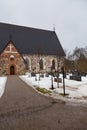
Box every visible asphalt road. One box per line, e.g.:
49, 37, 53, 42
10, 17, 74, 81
0, 76, 87, 130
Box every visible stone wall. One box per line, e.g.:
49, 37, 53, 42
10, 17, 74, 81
0, 42, 26, 75
23, 54, 64, 73
0, 41, 64, 75
0, 56, 26, 75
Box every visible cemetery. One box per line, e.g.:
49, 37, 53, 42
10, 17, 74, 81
19, 71, 87, 101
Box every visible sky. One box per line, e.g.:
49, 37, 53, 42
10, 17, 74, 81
0, 0, 87, 52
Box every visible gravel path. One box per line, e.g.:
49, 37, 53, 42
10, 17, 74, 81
0, 76, 87, 130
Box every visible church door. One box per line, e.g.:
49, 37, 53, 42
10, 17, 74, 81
10, 66, 15, 75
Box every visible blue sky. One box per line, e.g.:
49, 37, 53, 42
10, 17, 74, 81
0, 0, 87, 52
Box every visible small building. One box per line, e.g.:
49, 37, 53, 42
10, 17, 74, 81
0, 23, 65, 75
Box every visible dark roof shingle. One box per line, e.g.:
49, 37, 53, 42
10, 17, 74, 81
0, 22, 65, 56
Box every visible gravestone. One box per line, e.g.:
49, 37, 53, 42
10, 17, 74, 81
70, 71, 81, 81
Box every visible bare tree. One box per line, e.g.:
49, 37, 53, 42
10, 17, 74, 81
56, 50, 62, 88
65, 46, 87, 73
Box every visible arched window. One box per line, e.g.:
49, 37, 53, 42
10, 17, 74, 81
39, 59, 43, 70
25, 58, 29, 70
52, 59, 55, 69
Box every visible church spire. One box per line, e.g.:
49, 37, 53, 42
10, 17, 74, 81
53, 24, 55, 32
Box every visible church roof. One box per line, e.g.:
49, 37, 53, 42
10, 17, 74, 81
0, 22, 65, 56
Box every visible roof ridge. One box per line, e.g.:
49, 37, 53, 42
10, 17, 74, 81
0, 22, 53, 33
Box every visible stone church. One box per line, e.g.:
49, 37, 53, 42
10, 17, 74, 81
0, 23, 65, 75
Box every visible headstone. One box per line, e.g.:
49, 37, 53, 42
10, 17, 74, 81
54, 77, 62, 83
70, 71, 81, 81
31, 72, 36, 77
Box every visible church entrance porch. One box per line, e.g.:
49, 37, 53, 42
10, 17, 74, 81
0, 41, 26, 75
10, 65, 15, 75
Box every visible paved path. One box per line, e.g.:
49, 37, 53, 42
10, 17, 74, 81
0, 76, 87, 130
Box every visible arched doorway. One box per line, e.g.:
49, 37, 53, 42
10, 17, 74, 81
10, 65, 15, 75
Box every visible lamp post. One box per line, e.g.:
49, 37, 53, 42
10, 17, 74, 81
61, 67, 65, 95
51, 67, 54, 89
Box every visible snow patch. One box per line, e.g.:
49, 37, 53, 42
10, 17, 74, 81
0, 77, 7, 98
20, 74, 87, 103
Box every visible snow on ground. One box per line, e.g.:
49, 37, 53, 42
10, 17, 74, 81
20, 74, 87, 103
0, 76, 7, 98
